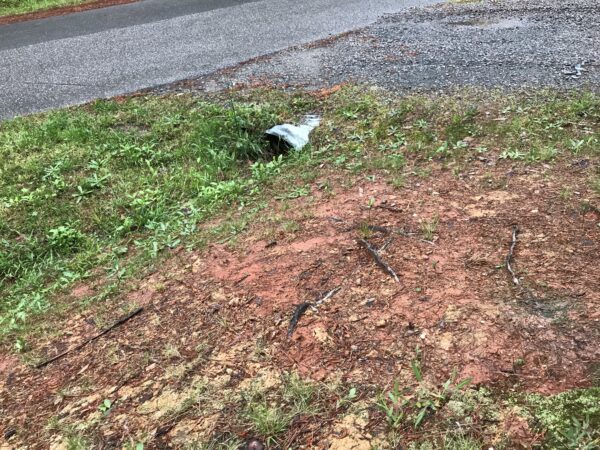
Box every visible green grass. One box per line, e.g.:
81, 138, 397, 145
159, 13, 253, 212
0, 94, 309, 343
240, 372, 322, 445
0, 0, 93, 17
526, 388, 600, 449
0, 87, 598, 350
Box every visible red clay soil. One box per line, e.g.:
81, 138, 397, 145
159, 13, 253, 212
1, 156, 599, 447
0, 0, 138, 25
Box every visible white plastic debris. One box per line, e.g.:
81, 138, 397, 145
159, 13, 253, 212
563, 63, 584, 79
265, 114, 321, 151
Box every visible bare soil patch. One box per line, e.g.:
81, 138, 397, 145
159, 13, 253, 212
2, 152, 598, 447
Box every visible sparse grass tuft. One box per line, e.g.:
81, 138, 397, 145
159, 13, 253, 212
240, 371, 322, 445
420, 216, 439, 241
244, 402, 290, 443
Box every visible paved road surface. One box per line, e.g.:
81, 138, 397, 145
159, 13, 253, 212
0, 0, 437, 120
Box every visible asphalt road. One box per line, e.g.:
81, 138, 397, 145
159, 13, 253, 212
0, 0, 438, 120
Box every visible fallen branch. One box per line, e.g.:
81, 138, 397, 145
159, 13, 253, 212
358, 238, 400, 283
287, 303, 312, 338
506, 226, 520, 285
35, 307, 144, 369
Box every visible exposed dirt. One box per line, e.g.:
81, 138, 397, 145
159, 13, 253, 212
0, 0, 138, 25
1, 153, 599, 447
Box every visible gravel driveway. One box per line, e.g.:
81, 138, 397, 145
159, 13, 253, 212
162, 0, 600, 93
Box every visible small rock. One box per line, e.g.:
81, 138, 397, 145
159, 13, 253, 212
375, 319, 387, 328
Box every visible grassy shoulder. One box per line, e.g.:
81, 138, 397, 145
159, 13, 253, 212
0, 0, 103, 18
1, 85, 599, 448
3, 86, 599, 345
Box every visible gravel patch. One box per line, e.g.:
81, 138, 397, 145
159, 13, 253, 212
155, 0, 600, 93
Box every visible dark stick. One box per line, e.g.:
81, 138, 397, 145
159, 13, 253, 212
358, 238, 400, 283
287, 287, 341, 338
377, 204, 403, 213
379, 236, 394, 253
506, 226, 520, 285
35, 307, 144, 369
287, 303, 312, 338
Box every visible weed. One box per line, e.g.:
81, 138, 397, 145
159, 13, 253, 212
390, 175, 406, 189
560, 187, 573, 201
420, 216, 439, 241
569, 139, 586, 154
526, 387, 600, 448
336, 387, 358, 409
240, 371, 321, 445
280, 220, 300, 233
499, 148, 526, 160
591, 176, 600, 196
275, 185, 310, 200
558, 416, 600, 450
0, 0, 91, 17
98, 398, 113, 416
445, 107, 477, 145
413, 371, 472, 428
282, 372, 317, 414
162, 343, 182, 360
376, 381, 409, 429
413, 167, 432, 178
46, 225, 85, 255
244, 403, 290, 444
123, 441, 145, 450
65, 434, 91, 450
357, 222, 373, 239
407, 432, 484, 449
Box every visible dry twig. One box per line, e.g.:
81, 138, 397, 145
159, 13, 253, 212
358, 238, 400, 283
35, 307, 144, 369
314, 286, 341, 308
506, 226, 520, 285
